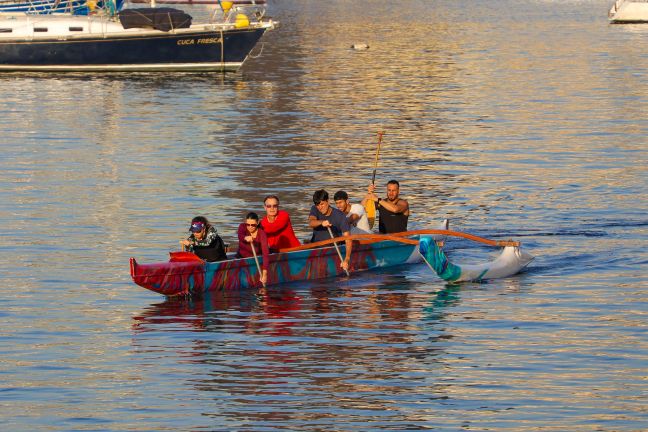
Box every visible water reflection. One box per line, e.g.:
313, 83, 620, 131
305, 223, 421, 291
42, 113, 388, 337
132, 274, 462, 427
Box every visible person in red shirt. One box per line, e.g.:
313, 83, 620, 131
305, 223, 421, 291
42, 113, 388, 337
236, 212, 270, 286
260, 195, 301, 252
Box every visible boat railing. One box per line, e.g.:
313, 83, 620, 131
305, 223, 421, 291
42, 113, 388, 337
609, 0, 624, 18
209, 0, 267, 25
5, 0, 120, 16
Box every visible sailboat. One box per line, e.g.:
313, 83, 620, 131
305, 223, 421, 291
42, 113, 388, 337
0, 0, 276, 71
609, 0, 648, 23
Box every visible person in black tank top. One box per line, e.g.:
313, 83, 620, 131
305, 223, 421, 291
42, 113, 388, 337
361, 179, 410, 234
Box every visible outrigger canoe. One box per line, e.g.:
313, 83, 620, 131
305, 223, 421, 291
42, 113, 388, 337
130, 232, 427, 297
130, 222, 534, 297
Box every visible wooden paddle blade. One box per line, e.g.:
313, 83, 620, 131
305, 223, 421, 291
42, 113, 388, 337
365, 200, 376, 229
169, 251, 203, 262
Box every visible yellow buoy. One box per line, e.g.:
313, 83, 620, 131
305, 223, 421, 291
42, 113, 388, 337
86, 0, 97, 12
221, 1, 233, 12
235, 13, 250, 28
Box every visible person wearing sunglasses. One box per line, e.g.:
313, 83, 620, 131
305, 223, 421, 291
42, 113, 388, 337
181, 216, 227, 262
236, 212, 270, 286
308, 189, 353, 272
260, 195, 301, 252
261, 195, 300, 252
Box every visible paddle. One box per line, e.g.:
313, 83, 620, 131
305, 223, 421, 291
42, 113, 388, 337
365, 131, 383, 229
250, 241, 266, 288
327, 226, 350, 277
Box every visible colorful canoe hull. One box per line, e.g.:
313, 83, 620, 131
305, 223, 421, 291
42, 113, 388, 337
130, 239, 422, 297
419, 237, 534, 282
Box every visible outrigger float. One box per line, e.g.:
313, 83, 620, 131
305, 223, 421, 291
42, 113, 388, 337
130, 223, 534, 297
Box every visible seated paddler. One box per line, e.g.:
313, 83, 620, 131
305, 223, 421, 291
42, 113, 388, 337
334, 190, 371, 234
181, 216, 227, 262
361, 179, 410, 234
308, 189, 353, 273
236, 212, 270, 287
260, 194, 301, 252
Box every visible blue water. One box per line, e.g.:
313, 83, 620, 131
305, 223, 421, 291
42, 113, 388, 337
1, 0, 646, 430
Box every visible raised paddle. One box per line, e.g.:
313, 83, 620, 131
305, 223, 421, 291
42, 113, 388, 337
250, 241, 266, 288
327, 226, 350, 277
365, 131, 383, 229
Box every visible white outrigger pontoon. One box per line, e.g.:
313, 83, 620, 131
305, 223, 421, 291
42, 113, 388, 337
417, 232, 534, 283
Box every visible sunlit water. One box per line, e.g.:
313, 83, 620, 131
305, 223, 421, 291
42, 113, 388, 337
1, 0, 646, 430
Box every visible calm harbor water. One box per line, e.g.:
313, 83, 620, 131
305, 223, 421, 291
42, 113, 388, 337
1, 0, 647, 430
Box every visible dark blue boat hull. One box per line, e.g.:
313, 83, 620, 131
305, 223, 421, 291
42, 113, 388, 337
0, 27, 267, 71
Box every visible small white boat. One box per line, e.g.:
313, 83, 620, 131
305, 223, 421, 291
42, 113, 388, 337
609, 0, 648, 23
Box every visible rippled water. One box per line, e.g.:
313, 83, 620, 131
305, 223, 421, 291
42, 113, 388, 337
1, 0, 646, 430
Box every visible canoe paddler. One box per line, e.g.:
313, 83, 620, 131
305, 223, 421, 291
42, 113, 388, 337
181, 216, 227, 262
260, 195, 301, 252
361, 179, 410, 233
236, 212, 270, 287
333, 190, 371, 234
308, 189, 353, 273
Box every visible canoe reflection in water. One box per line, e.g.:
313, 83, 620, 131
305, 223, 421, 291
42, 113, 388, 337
130, 275, 471, 423
132, 283, 303, 336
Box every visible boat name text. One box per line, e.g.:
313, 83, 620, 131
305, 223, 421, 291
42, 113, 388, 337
177, 38, 222, 46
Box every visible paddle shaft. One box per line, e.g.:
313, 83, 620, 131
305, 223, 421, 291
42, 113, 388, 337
371, 131, 383, 185
250, 241, 266, 288
327, 226, 350, 276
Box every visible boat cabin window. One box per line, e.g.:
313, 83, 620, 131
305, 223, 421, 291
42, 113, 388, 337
34, 27, 48, 32
69, 27, 84, 32
0, 28, 12, 33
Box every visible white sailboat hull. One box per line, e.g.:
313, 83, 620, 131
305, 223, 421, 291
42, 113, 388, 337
609, 0, 648, 23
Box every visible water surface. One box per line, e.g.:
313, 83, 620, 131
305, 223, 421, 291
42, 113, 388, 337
1, 0, 646, 430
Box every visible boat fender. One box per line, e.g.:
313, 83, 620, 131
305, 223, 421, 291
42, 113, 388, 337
221, 1, 233, 13
235, 13, 250, 28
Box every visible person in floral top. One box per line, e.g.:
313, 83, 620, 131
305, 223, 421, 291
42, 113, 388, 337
181, 216, 227, 262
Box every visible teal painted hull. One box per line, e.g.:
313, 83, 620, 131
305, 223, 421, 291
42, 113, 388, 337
131, 238, 421, 297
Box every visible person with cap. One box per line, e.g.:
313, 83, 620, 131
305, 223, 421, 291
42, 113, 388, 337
333, 190, 371, 234
308, 189, 353, 272
181, 216, 227, 262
